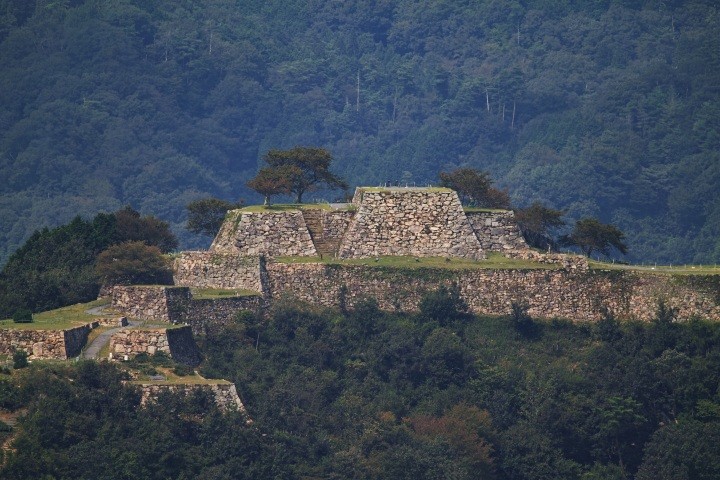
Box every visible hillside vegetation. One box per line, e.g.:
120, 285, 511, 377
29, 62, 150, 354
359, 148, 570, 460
2, 297, 720, 478
0, 0, 719, 264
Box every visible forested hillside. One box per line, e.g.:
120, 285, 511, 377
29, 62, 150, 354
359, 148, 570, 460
1, 0, 719, 264
2, 298, 720, 479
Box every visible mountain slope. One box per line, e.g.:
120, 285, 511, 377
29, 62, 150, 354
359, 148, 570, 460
1, 0, 718, 264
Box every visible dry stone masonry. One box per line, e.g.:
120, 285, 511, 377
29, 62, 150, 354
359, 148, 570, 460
138, 382, 248, 413
174, 252, 263, 291
338, 188, 486, 260
466, 210, 529, 251
211, 209, 317, 257
0, 324, 92, 359
200, 187, 530, 261
109, 325, 201, 365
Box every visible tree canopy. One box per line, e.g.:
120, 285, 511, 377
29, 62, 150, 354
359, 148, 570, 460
186, 198, 244, 237
0, 207, 177, 317
439, 168, 510, 209
258, 147, 347, 203
246, 166, 296, 205
0, 1, 719, 264
561, 218, 628, 258
95, 241, 172, 286
514, 202, 565, 250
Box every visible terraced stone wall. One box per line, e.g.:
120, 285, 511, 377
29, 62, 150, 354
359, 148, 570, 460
466, 211, 529, 252
109, 325, 201, 365
338, 189, 485, 260
264, 262, 720, 322
138, 383, 248, 413
0, 324, 93, 359
210, 209, 317, 257
178, 296, 263, 335
174, 252, 263, 291
112, 286, 188, 322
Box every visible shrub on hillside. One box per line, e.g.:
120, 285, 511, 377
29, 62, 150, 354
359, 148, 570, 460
95, 241, 173, 285
12, 350, 28, 369
12, 309, 32, 323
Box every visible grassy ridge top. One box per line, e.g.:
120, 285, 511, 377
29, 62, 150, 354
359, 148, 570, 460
0, 298, 112, 330
274, 253, 560, 270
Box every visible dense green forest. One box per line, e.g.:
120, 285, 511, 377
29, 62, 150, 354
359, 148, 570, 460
0, 206, 176, 317
1, 0, 719, 265
2, 296, 720, 479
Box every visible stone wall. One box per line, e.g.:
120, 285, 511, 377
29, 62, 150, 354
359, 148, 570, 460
109, 325, 201, 365
467, 211, 529, 252
96, 317, 129, 327
178, 296, 263, 335
210, 209, 317, 257
338, 188, 485, 260
138, 382, 248, 414
174, 252, 263, 291
111, 285, 262, 335
264, 262, 720, 322
0, 324, 93, 359
110, 328, 171, 357
112, 286, 186, 322
301, 209, 355, 257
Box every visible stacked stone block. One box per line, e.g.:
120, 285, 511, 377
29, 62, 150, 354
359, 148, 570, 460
210, 209, 317, 257
138, 383, 248, 413
466, 211, 529, 252
174, 252, 263, 291
0, 324, 92, 359
337, 188, 485, 260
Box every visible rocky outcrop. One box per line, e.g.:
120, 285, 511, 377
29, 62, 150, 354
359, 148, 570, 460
338, 188, 485, 260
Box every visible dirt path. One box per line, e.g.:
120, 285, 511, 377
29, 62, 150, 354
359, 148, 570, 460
81, 305, 139, 360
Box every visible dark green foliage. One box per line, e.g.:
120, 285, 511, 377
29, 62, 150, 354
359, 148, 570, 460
510, 301, 539, 338
635, 420, 720, 480
560, 218, 628, 258
259, 147, 347, 203
112, 206, 177, 253
12, 350, 27, 369
192, 300, 720, 479
3, 304, 720, 478
0, 207, 176, 317
246, 165, 296, 206
1, 1, 719, 264
514, 202, 565, 251
95, 241, 172, 286
418, 283, 470, 326
439, 168, 510, 208
11, 309, 32, 323
186, 197, 244, 237
0, 362, 278, 479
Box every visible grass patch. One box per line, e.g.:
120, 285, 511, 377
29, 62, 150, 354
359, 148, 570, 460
0, 298, 111, 330
358, 186, 451, 193
589, 260, 720, 275
274, 252, 559, 270
190, 288, 262, 299
129, 366, 230, 385
463, 207, 511, 213
239, 203, 332, 213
